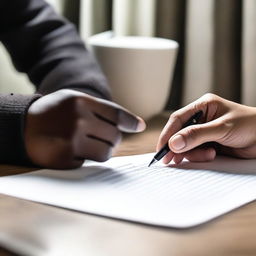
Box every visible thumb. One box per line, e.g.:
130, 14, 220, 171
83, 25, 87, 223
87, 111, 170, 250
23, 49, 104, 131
117, 108, 146, 133
169, 119, 226, 153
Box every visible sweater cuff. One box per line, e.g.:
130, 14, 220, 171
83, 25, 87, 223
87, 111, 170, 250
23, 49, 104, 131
0, 93, 41, 165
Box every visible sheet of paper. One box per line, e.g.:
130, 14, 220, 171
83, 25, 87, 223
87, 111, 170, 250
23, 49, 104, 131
0, 153, 256, 228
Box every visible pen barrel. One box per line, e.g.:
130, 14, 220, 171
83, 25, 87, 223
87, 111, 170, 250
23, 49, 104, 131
154, 144, 170, 160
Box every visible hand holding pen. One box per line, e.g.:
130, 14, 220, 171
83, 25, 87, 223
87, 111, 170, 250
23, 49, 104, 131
148, 110, 202, 166
152, 93, 256, 165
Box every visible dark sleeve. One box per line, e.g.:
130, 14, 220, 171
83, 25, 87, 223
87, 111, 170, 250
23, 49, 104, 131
0, 94, 41, 165
0, 0, 111, 99
0, 0, 111, 165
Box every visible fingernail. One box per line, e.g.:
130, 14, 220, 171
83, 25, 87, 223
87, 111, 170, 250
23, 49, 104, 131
171, 135, 186, 151
206, 148, 216, 161
136, 117, 146, 132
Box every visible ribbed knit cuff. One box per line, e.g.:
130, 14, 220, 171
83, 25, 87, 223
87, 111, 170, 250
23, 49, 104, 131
0, 93, 41, 165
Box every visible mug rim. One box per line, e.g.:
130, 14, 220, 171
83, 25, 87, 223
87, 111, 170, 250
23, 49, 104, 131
88, 31, 179, 50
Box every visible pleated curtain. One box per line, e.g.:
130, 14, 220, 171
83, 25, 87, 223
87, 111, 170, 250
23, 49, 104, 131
1, 0, 256, 110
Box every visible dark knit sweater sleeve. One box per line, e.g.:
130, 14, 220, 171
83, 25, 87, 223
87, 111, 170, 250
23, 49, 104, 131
0, 0, 111, 99
0, 94, 41, 164
0, 0, 112, 165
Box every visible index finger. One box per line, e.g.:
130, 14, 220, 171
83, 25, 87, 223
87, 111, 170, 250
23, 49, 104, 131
156, 94, 218, 150
94, 97, 146, 133
80, 94, 146, 133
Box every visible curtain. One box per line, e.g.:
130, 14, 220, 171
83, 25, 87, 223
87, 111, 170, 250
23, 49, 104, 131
1, 0, 256, 110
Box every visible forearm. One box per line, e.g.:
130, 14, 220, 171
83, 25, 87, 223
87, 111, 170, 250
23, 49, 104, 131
0, 0, 112, 165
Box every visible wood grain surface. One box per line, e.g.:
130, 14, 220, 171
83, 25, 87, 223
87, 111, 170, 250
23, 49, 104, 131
0, 113, 256, 256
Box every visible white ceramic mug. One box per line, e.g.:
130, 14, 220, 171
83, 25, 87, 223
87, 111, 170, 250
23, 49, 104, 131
88, 31, 178, 120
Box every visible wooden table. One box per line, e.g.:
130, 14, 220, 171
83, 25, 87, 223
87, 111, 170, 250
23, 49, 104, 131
0, 113, 256, 256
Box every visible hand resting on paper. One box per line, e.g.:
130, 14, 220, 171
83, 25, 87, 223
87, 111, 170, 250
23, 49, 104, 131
25, 89, 146, 169
157, 93, 256, 164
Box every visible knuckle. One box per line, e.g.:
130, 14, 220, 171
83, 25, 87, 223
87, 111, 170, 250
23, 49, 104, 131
192, 93, 220, 117
200, 93, 220, 107
75, 118, 85, 132
201, 93, 218, 101
216, 119, 234, 142
169, 112, 182, 126
185, 127, 199, 141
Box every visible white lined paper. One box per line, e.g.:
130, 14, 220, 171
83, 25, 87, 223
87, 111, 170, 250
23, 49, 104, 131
0, 153, 256, 228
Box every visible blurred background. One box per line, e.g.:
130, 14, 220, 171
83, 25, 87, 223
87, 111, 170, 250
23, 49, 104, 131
1, 0, 256, 110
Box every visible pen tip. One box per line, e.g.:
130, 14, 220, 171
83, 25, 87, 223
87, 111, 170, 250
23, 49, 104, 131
148, 158, 157, 167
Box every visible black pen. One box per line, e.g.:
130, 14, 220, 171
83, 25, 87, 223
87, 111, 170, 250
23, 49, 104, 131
148, 110, 203, 167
